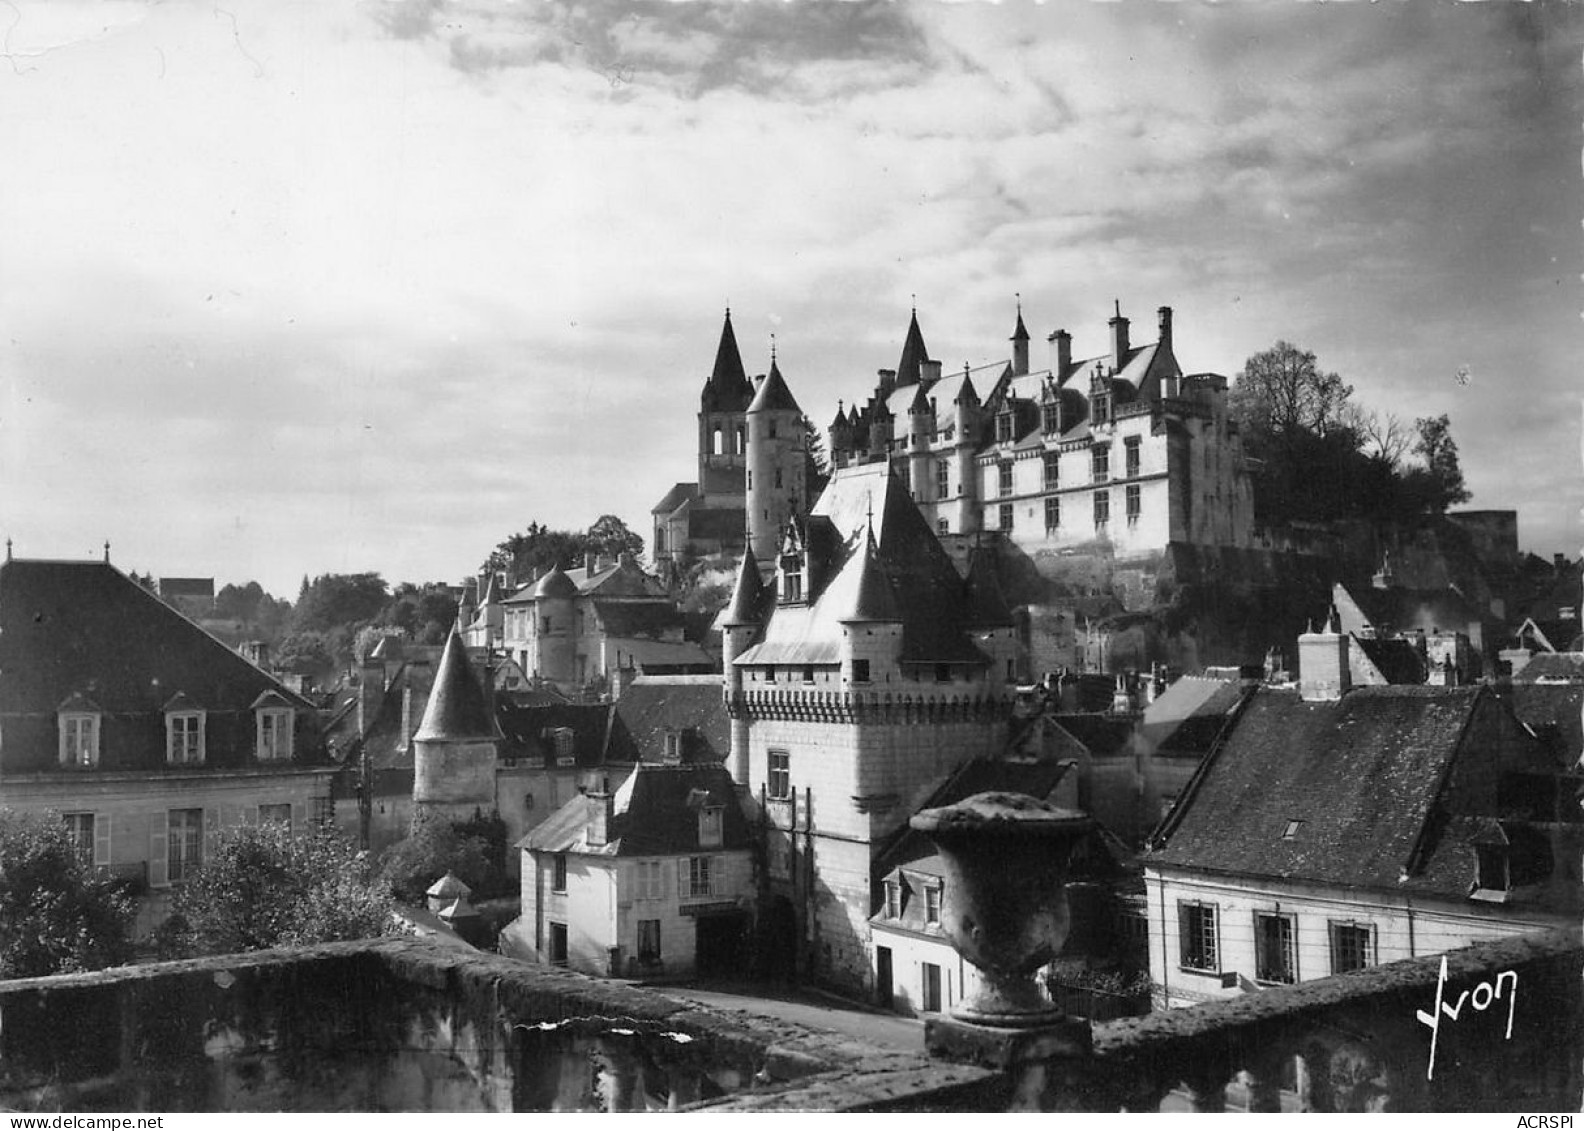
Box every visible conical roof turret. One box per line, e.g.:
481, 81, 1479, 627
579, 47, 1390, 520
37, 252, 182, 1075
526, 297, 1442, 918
748, 358, 802, 414
1011, 306, 1030, 342
895, 308, 932, 388
722, 546, 765, 627
835, 531, 902, 624
700, 309, 754, 412
413, 627, 500, 743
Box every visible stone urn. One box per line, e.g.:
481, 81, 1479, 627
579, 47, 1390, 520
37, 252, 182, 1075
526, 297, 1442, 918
910, 791, 1093, 1028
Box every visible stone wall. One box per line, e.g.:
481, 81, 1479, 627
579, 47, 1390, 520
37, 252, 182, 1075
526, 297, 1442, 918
0, 937, 992, 1113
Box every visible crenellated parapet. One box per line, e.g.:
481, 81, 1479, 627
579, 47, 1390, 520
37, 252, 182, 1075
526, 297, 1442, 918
726, 687, 1013, 725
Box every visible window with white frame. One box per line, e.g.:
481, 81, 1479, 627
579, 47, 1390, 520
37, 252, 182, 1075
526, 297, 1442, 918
59, 713, 100, 768
168, 809, 203, 883
1043, 451, 1060, 489
167, 712, 205, 765
999, 502, 1014, 531
935, 459, 950, 500
551, 853, 568, 893
884, 880, 901, 919
998, 460, 1013, 496
1178, 901, 1219, 972
924, 883, 942, 925
256, 708, 294, 761
1124, 435, 1141, 478
1094, 490, 1111, 528
1125, 484, 1142, 524
1092, 444, 1110, 483
1044, 496, 1061, 532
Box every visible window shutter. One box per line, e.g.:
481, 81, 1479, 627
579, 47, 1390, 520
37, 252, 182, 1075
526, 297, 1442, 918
149, 812, 168, 887
93, 813, 111, 867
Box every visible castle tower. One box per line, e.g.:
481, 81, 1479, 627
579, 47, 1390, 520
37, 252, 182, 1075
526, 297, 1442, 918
697, 309, 756, 498
720, 545, 765, 786
1011, 300, 1030, 377
529, 564, 578, 686
746, 356, 806, 562
894, 307, 932, 389
412, 627, 502, 819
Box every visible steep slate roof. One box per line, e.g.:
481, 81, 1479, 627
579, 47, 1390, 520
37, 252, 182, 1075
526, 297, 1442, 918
746, 360, 802, 415
1337, 582, 1483, 637
1505, 682, 1584, 769
0, 559, 320, 772
894, 309, 932, 388
1148, 685, 1559, 898
719, 547, 765, 628
592, 601, 686, 639
1354, 635, 1428, 685
1139, 675, 1246, 756
699, 311, 754, 412
532, 566, 578, 600
521, 761, 750, 857
412, 629, 500, 743
495, 701, 611, 767
732, 464, 988, 668
1514, 652, 1584, 683
605, 676, 730, 764
651, 482, 699, 515
1050, 714, 1135, 758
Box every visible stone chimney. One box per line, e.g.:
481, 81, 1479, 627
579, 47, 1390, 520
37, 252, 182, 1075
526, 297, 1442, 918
400, 685, 415, 749
609, 663, 635, 702
587, 791, 614, 848
922, 359, 942, 384
585, 551, 597, 577
1049, 330, 1071, 377
1297, 613, 1350, 702
1109, 302, 1129, 370
1157, 306, 1173, 351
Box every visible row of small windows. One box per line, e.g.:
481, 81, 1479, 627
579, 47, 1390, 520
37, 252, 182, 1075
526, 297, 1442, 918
57, 708, 295, 768
1178, 901, 1376, 982
882, 876, 942, 925
750, 659, 870, 684
549, 853, 722, 899
61, 802, 328, 881
997, 486, 1143, 533
995, 438, 1142, 496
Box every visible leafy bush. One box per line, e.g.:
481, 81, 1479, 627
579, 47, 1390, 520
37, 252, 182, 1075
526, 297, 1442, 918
378, 808, 508, 903
0, 809, 136, 977
162, 821, 395, 957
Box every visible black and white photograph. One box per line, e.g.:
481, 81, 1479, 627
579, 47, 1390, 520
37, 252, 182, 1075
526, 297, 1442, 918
0, 0, 1581, 1114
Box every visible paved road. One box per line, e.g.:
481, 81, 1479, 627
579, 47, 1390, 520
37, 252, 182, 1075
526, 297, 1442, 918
652, 982, 925, 1053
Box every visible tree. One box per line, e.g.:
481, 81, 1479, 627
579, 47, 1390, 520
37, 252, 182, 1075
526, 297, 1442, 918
1231, 341, 1354, 438
586, 514, 645, 560
273, 629, 338, 678
804, 415, 831, 499
161, 821, 395, 956
292, 573, 390, 634
0, 810, 135, 978
1406, 413, 1471, 513
379, 809, 506, 903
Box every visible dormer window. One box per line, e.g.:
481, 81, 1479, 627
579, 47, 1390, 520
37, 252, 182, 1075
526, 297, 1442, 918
996, 412, 1015, 443
1042, 401, 1061, 436
167, 712, 205, 765
662, 730, 683, 764
699, 805, 723, 849
252, 692, 295, 762
60, 713, 99, 768
550, 727, 576, 766
884, 880, 902, 919
1476, 845, 1510, 892
924, 883, 942, 925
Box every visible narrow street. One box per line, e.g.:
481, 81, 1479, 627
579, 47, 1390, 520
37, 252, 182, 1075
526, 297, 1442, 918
650, 982, 925, 1053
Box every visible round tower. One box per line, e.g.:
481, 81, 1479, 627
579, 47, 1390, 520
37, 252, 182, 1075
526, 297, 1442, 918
746, 356, 806, 562
412, 628, 501, 819
530, 564, 578, 687
719, 546, 765, 786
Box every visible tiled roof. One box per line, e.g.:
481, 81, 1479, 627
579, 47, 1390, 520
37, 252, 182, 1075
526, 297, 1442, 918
651, 481, 699, 516
719, 548, 765, 628
1514, 653, 1584, 683
1505, 682, 1584, 769
1148, 685, 1561, 897
532, 566, 578, 600
1050, 714, 1134, 758
522, 761, 750, 857
496, 701, 611, 767
605, 677, 730, 765
1139, 675, 1245, 756
1355, 635, 1427, 684
0, 559, 320, 772
592, 600, 686, 639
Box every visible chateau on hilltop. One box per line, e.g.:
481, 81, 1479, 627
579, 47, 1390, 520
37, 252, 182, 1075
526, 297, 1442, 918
828, 303, 1255, 558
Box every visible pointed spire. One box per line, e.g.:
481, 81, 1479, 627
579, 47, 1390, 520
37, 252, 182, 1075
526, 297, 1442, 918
1012, 293, 1029, 342
895, 305, 932, 389
701, 308, 753, 411
722, 546, 765, 627
414, 627, 500, 742
964, 546, 1015, 627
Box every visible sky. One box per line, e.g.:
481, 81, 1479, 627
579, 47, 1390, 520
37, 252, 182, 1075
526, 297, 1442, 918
2, 0, 1581, 598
